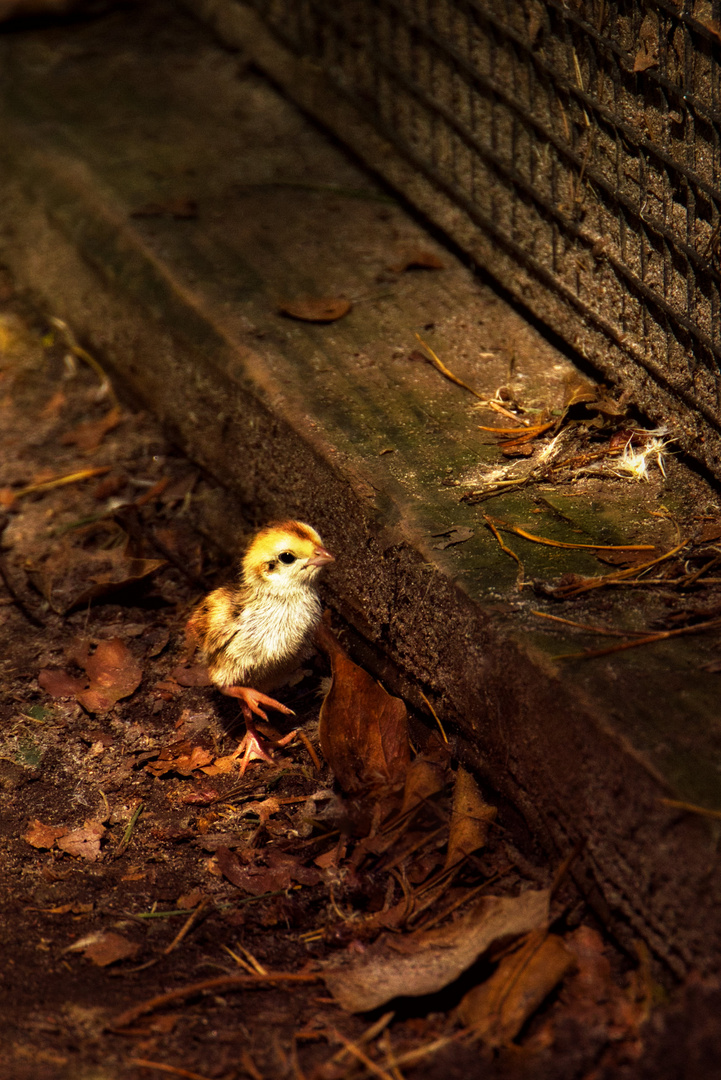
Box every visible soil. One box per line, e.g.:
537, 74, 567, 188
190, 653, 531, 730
0, 274, 718, 1080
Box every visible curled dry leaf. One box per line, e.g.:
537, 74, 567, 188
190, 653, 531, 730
144, 740, 214, 777
77, 639, 143, 713
23, 819, 67, 849
444, 766, 497, 870
215, 846, 321, 894
458, 929, 576, 1046
28, 531, 165, 614
278, 297, 352, 323
37, 669, 86, 699
40, 637, 142, 714
317, 626, 410, 795
324, 888, 550, 1013
389, 250, 445, 272
56, 819, 106, 861
67, 930, 140, 967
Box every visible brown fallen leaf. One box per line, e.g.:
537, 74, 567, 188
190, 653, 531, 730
399, 756, 448, 816
40, 638, 142, 714
61, 405, 122, 453
278, 297, 352, 322
444, 767, 497, 869
67, 930, 140, 966
432, 526, 475, 550
145, 740, 214, 777
37, 669, 87, 699
27, 530, 165, 615
56, 819, 106, 861
458, 929, 576, 1045
389, 250, 445, 272
77, 639, 142, 713
23, 819, 67, 850
324, 889, 550, 1012
215, 846, 321, 894
317, 625, 410, 795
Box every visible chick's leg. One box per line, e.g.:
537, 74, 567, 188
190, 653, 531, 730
222, 686, 297, 776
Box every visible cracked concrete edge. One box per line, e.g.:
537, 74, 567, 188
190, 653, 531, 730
0, 114, 718, 978
178, 0, 721, 485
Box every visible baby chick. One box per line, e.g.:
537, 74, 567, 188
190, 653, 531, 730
187, 520, 334, 774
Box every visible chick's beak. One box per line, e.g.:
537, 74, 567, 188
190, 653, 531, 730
306, 546, 335, 568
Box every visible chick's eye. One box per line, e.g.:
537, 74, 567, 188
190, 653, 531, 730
278, 551, 296, 565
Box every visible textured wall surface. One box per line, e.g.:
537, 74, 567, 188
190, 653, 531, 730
194, 0, 721, 476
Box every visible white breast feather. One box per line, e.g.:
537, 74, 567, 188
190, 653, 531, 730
218, 586, 321, 687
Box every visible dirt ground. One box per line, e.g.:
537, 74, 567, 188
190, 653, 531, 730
1, 273, 720, 1080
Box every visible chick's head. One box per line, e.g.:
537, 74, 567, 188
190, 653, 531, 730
242, 520, 334, 593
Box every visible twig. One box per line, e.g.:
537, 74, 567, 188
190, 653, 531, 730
482, 515, 525, 588
419, 691, 448, 744
12, 465, 111, 499
127, 1059, 214, 1080
552, 540, 689, 597
416, 867, 512, 931
162, 897, 210, 955
50, 317, 118, 403
477, 421, 552, 437
327, 1027, 396, 1080
556, 615, 721, 660
485, 515, 654, 552
114, 802, 143, 858
111, 972, 321, 1029
414, 334, 485, 401
297, 730, 322, 770
386, 1036, 457, 1069
531, 610, 649, 638
658, 798, 721, 822
330, 1012, 395, 1066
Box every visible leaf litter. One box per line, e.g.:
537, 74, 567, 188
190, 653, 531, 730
0, 282, 686, 1079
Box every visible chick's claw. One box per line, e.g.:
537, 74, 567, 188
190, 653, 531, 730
223, 685, 296, 721
222, 686, 297, 775
234, 722, 299, 777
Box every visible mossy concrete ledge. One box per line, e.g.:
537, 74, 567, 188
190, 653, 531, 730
1, 2, 721, 978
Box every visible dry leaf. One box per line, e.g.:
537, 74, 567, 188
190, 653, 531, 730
215, 846, 321, 894
23, 819, 66, 849
445, 767, 497, 869
432, 526, 475, 550
389, 250, 445, 272
76, 639, 142, 713
67, 930, 139, 966
458, 929, 576, 1045
28, 530, 165, 614
324, 889, 550, 1012
318, 627, 410, 795
61, 406, 122, 453
278, 297, 352, 323
37, 669, 87, 699
400, 756, 447, 816
145, 740, 213, 777
56, 819, 106, 861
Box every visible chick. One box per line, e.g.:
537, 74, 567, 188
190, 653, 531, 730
187, 520, 334, 773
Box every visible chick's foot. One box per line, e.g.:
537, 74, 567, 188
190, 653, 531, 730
224, 686, 297, 776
